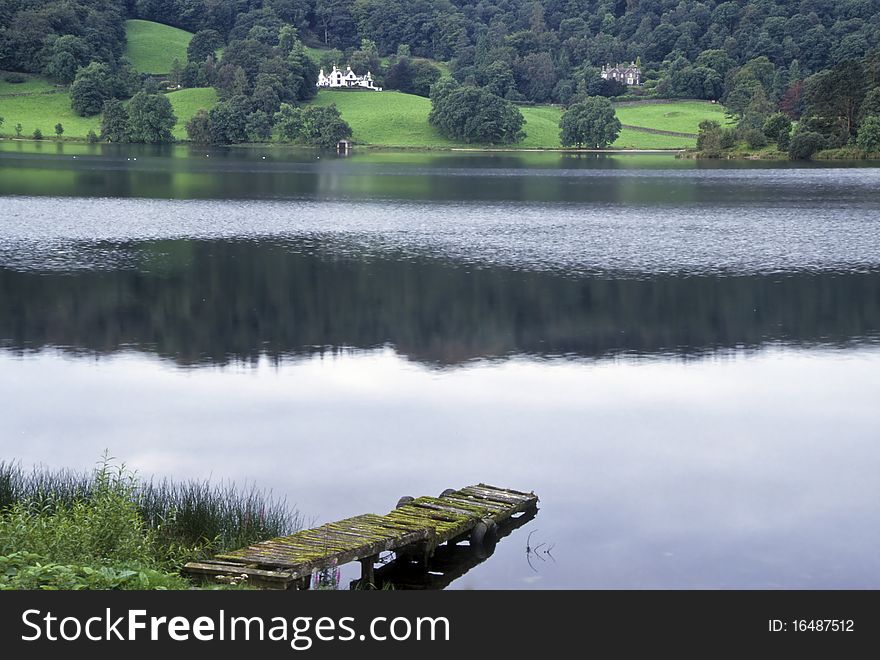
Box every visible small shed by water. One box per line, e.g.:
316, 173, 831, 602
337, 139, 353, 155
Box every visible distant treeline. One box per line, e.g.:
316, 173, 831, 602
2, 241, 879, 366
129, 0, 879, 104
0, 0, 127, 78
3, 1, 879, 106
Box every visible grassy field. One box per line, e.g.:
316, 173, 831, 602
311, 90, 462, 147
311, 90, 713, 149
614, 100, 729, 134
124, 20, 193, 74
167, 87, 218, 139
0, 87, 217, 139
0, 73, 57, 96
613, 128, 695, 149
0, 90, 101, 137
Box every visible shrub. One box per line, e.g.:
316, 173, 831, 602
855, 116, 880, 154
32, 128, 43, 140
788, 131, 826, 160
742, 128, 768, 149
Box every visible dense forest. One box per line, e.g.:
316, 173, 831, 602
4, 1, 879, 100
1, 1, 879, 148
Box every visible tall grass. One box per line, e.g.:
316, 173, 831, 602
0, 458, 301, 557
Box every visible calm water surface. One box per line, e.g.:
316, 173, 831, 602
2, 144, 879, 588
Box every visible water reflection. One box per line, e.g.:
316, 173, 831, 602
2, 141, 880, 203
1, 238, 879, 366
1, 347, 879, 588
2, 148, 880, 589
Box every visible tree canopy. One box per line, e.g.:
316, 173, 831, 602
428, 79, 524, 144
559, 96, 621, 148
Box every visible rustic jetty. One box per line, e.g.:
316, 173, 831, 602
183, 483, 538, 589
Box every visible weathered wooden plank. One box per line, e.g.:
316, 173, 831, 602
465, 485, 536, 502
477, 483, 537, 499
183, 562, 293, 582
459, 487, 534, 506
188, 484, 536, 585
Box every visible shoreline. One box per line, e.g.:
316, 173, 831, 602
0, 136, 684, 155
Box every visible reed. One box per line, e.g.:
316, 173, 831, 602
0, 459, 300, 556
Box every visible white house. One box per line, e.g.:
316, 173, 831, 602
601, 62, 642, 86
317, 65, 382, 91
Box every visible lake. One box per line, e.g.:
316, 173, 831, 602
1, 142, 879, 589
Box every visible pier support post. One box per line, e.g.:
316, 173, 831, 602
360, 555, 378, 589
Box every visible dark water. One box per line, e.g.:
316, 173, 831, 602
2, 143, 880, 588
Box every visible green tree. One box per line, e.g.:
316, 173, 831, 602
127, 92, 177, 144
559, 96, 621, 149
788, 131, 825, 160
54, 123, 64, 138
15, 123, 23, 137
208, 96, 250, 144
41, 35, 91, 84
100, 99, 130, 143
169, 58, 183, 88
696, 119, 723, 156
32, 128, 43, 140
87, 129, 99, 143
245, 110, 273, 142
428, 80, 524, 144
859, 88, 880, 124
187, 30, 224, 64
274, 103, 352, 148
70, 62, 114, 116
185, 109, 213, 143
763, 112, 792, 150
804, 61, 868, 141
856, 116, 880, 153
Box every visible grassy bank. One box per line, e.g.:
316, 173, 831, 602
0, 86, 216, 140
0, 89, 101, 137
2, 78, 722, 150
0, 457, 299, 589
614, 100, 729, 134
310, 90, 565, 148
124, 19, 193, 74
168, 87, 219, 139
311, 91, 722, 149
0, 72, 57, 95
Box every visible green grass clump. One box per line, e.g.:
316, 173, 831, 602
614, 100, 730, 134
124, 19, 193, 74
167, 87, 219, 139
0, 456, 300, 589
0, 90, 101, 137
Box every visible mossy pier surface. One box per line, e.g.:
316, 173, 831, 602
183, 484, 538, 589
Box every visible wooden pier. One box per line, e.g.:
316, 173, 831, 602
183, 484, 538, 589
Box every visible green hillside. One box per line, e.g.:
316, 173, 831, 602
0, 87, 216, 140
124, 20, 193, 74
310, 91, 721, 149
167, 88, 218, 139
0, 90, 101, 137
0, 73, 56, 96
614, 100, 730, 134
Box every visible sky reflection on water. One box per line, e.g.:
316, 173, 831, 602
2, 346, 879, 589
